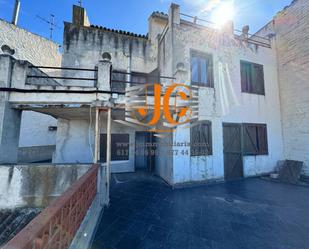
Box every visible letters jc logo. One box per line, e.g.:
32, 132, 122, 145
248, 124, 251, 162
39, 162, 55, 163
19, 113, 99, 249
135, 83, 193, 130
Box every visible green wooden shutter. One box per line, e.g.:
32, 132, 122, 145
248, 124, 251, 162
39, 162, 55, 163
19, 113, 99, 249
241, 62, 252, 92
243, 124, 259, 155
257, 125, 268, 154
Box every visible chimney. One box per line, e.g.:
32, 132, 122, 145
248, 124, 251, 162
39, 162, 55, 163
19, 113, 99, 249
12, 0, 21, 25
168, 3, 180, 29
72, 5, 90, 26
242, 25, 249, 39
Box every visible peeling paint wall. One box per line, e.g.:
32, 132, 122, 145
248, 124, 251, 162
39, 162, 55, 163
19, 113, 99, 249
61, 22, 159, 87
0, 164, 91, 209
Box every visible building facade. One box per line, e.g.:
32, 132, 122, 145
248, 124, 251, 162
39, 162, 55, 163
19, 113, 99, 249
51, 4, 287, 186
0, 0, 308, 186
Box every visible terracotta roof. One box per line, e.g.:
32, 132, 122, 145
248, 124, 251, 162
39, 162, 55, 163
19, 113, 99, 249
0, 208, 41, 246
89, 25, 148, 39
152, 11, 168, 18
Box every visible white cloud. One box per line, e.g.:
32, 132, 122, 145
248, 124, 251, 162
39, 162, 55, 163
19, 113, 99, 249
183, 0, 222, 14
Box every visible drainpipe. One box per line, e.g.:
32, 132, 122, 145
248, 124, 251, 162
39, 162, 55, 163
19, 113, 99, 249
12, 0, 21, 25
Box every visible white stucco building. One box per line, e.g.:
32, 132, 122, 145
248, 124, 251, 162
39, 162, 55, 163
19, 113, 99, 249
0, 0, 308, 186
52, 4, 286, 186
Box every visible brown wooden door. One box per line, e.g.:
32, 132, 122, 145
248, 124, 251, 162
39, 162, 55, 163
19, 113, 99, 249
223, 123, 244, 180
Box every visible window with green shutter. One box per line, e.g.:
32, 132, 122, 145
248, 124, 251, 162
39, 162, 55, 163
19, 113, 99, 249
240, 61, 265, 95
243, 124, 268, 155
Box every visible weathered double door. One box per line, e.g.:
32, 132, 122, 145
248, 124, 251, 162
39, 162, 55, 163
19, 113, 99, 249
223, 123, 244, 181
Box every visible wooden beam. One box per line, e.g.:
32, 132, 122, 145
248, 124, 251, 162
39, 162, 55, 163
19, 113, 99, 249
106, 107, 112, 192
94, 107, 100, 163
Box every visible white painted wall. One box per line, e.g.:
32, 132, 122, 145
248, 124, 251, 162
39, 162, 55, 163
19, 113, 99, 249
53, 119, 94, 164
169, 21, 284, 184
53, 113, 144, 173
19, 111, 57, 147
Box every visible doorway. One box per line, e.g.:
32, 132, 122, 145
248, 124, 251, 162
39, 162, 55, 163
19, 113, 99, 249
135, 132, 155, 172
223, 123, 244, 181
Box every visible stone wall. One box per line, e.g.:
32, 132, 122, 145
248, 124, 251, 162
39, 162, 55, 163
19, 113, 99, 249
0, 19, 61, 66
256, 0, 309, 175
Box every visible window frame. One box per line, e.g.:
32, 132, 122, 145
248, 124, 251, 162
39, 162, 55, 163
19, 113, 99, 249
190, 121, 213, 157
242, 123, 268, 156
240, 60, 265, 95
190, 50, 214, 88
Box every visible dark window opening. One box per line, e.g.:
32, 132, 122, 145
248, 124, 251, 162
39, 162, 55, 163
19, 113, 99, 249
111, 70, 158, 93
111, 70, 126, 93
243, 123, 268, 155
241, 61, 265, 95
100, 134, 130, 162
131, 73, 147, 86
190, 121, 212, 156
191, 51, 214, 87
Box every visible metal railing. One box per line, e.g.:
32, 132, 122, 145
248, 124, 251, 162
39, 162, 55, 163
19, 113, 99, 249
179, 13, 271, 48
3, 164, 98, 249
110, 70, 176, 93
26, 65, 98, 86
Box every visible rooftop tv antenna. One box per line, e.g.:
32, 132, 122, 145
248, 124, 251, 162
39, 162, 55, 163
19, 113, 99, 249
36, 14, 61, 40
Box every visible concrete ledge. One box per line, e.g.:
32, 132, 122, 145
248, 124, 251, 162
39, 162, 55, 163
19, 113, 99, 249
69, 195, 104, 249
18, 145, 55, 163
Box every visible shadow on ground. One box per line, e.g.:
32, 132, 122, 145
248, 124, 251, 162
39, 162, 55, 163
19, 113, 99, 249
91, 172, 309, 249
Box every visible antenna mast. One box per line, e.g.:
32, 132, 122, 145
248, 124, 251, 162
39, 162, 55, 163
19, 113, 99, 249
78, 0, 82, 7
36, 14, 60, 40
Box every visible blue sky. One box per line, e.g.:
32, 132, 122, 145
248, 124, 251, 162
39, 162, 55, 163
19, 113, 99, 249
0, 0, 292, 45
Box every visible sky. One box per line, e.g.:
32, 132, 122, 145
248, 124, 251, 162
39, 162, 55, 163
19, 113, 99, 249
0, 0, 293, 45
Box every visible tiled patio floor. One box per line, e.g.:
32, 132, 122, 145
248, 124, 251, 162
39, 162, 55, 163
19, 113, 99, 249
91, 173, 309, 249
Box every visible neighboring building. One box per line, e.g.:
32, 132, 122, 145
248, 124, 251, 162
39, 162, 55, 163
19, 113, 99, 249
0, 19, 61, 162
255, 0, 309, 176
